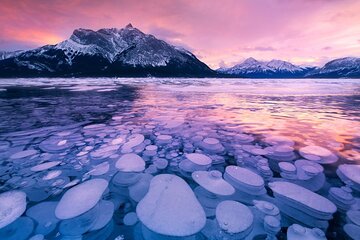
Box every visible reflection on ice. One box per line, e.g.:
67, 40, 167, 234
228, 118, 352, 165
0, 78, 359, 239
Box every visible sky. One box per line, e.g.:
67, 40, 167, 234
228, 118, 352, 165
0, 0, 359, 69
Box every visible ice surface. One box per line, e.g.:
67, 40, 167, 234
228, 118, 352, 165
0, 191, 27, 228
136, 174, 206, 237
115, 153, 145, 172
55, 178, 108, 219
0, 217, 34, 240
0, 78, 359, 239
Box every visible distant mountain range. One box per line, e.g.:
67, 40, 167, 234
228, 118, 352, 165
218, 57, 360, 78
0, 24, 359, 78
217, 57, 315, 78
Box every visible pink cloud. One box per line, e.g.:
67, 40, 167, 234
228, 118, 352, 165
0, 0, 359, 68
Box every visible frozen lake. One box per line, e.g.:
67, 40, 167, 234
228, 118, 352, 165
0, 78, 359, 239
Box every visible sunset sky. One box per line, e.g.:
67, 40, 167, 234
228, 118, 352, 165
0, 0, 359, 69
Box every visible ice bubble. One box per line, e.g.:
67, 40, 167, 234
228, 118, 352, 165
263, 135, 294, 146
224, 166, 265, 194
287, 224, 326, 240
115, 153, 145, 172
192, 170, 235, 196
263, 215, 281, 237
0, 191, 27, 229
295, 160, 323, 181
123, 212, 138, 226
112, 116, 123, 121
179, 153, 212, 174
299, 145, 338, 164
216, 200, 253, 235
26, 201, 59, 235
328, 187, 355, 212
136, 174, 206, 237
84, 124, 106, 130
279, 162, 296, 173
269, 181, 337, 218
0, 217, 34, 240
39, 136, 72, 153
343, 224, 360, 240
9, 149, 37, 160
88, 162, 110, 176
337, 164, 360, 192
63, 179, 80, 189
153, 158, 168, 170
112, 172, 141, 187
346, 210, 360, 226
121, 134, 145, 153
88, 200, 114, 231
59, 202, 99, 236
266, 145, 296, 162
42, 170, 62, 180
111, 136, 126, 145
156, 134, 172, 144
129, 173, 153, 202
242, 145, 268, 156
203, 137, 220, 145
253, 200, 280, 217
236, 133, 254, 144
186, 153, 212, 166
30, 161, 62, 172
199, 137, 224, 153
143, 145, 158, 157
90, 145, 119, 160
83, 220, 114, 240
55, 178, 108, 219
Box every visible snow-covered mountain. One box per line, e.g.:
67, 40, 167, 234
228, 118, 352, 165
218, 58, 315, 78
0, 50, 23, 60
305, 57, 360, 78
0, 24, 214, 77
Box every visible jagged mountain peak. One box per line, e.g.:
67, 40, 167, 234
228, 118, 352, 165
0, 25, 214, 77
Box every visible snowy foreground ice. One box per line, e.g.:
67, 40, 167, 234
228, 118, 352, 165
0, 78, 360, 239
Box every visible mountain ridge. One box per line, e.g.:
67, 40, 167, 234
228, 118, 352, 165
0, 24, 215, 78
0, 25, 359, 78
217, 58, 316, 78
